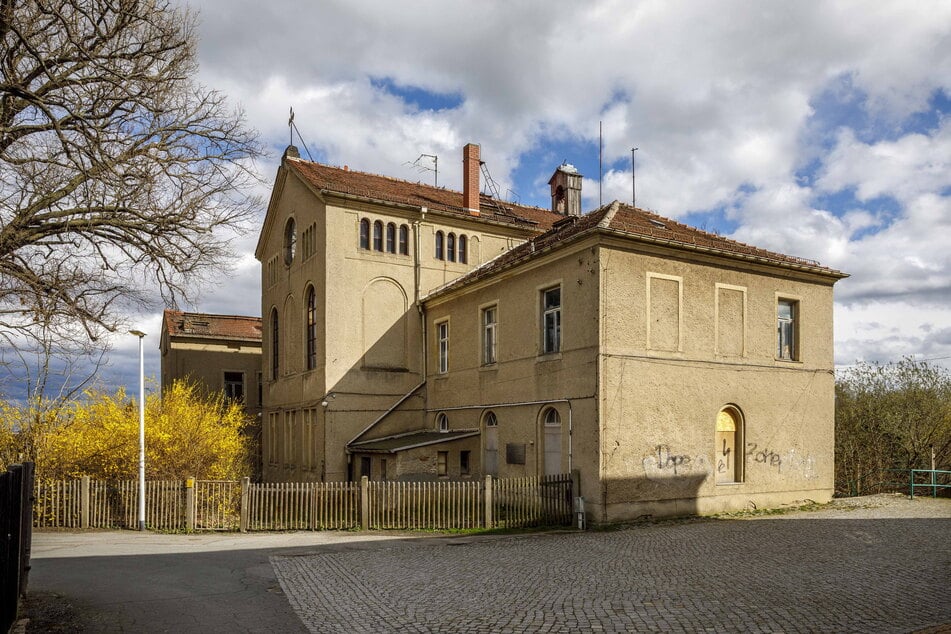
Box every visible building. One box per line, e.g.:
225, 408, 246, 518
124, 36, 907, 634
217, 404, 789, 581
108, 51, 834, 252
159, 309, 264, 417
256, 143, 846, 522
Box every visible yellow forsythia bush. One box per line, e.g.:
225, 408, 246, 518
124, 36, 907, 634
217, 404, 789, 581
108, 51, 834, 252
10, 379, 251, 480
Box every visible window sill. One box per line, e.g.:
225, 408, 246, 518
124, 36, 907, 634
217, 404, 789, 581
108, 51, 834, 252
774, 357, 803, 364
714, 481, 745, 487
479, 363, 499, 372
536, 352, 563, 363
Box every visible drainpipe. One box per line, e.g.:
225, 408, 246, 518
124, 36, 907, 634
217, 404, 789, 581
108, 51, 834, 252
415, 207, 427, 381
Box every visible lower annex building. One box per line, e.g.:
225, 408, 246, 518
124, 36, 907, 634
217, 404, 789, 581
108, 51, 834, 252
251, 142, 846, 523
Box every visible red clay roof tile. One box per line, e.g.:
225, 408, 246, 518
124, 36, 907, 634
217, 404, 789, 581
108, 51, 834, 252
287, 159, 563, 231
163, 309, 262, 341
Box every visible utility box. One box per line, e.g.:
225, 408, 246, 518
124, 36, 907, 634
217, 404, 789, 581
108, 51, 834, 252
574, 496, 586, 530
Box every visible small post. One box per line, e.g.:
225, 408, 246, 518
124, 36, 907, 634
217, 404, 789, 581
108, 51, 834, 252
80, 475, 90, 529
909, 469, 915, 499
360, 476, 369, 531
185, 477, 195, 532
239, 477, 250, 533
484, 475, 493, 529
932, 446, 937, 498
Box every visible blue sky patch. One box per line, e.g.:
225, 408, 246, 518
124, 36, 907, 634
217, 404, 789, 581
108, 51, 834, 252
370, 77, 463, 112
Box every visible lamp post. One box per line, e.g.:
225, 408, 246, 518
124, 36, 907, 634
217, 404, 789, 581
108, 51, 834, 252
129, 329, 147, 531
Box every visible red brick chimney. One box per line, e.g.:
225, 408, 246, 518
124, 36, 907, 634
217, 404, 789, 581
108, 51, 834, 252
463, 143, 480, 216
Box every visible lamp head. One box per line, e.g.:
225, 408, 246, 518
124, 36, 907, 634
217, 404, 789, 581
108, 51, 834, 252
129, 329, 147, 338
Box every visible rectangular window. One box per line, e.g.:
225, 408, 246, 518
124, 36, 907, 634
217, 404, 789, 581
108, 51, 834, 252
542, 287, 561, 354
777, 299, 798, 360
380, 458, 387, 481
223, 371, 244, 402
482, 306, 497, 365
437, 451, 448, 477
460, 450, 471, 475
283, 410, 297, 469
256, 372, 263, 407
267, 412, 280, 466
360, 456, 371, 479
437, 320, 449, 374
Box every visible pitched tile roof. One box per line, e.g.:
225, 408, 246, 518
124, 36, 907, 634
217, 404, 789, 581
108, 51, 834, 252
425, 201, 847, 300
163, 309, 262, 342
286, 158, 563, 231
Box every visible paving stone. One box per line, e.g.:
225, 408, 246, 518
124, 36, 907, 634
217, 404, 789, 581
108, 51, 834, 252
273, 496, 950, 633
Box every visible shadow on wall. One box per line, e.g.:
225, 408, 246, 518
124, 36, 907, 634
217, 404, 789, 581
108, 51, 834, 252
601, 472, 708, 522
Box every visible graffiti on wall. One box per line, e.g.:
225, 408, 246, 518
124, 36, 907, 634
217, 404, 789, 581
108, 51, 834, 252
643, 444, 712, 481
641, 442, 818, 482
745, 443, 818, 479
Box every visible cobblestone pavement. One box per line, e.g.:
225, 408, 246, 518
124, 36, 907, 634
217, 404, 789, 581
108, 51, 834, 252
272, 496, 951, 633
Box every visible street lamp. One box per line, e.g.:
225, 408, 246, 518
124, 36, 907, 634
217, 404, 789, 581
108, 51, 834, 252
129, 329, 147, 531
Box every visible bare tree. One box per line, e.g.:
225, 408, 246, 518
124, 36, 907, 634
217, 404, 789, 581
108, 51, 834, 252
0, 0, 263, 346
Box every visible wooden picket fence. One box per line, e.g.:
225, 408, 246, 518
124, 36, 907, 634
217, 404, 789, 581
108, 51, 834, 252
33, 472, 577, 532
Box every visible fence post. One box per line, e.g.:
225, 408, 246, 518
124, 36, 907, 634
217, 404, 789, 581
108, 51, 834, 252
360, 476, 369, 530
484, 475, 493, 529
17, 462, 34, 599
909, 469, 915, 499
185, 477, 195, 532
239, 477, 250, 533
80, 475, 90, 529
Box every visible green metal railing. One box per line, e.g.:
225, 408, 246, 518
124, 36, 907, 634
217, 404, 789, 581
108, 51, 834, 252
908, 469, 951, 499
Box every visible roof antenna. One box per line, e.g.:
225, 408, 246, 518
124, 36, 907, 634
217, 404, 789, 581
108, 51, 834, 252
631, 147, 639, 208
288, 107, 315, 161
599, 121, 603, 208
404, 153, 438, 186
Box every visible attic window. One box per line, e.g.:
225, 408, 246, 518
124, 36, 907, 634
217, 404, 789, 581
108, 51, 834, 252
649, 219, 667, 229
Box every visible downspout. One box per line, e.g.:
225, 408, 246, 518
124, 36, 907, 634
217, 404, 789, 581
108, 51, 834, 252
416, 208, 428, 381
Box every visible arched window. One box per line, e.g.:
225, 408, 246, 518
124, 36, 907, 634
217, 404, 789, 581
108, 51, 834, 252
435, 231, 444, 260
543, 408, 562, 476
270, 308, 280, 380
447, 233, 456, 262
386, 223, 396, 253
398, 225, 409, 255
283, 218, 297, 265
437, 412, 449, 432
715, 407, 744, 484
305, 286, 317, 371
359, 219, 370, 250
483, 411, 498, 476
458, 235, 467, 264
373, 221, 383, 251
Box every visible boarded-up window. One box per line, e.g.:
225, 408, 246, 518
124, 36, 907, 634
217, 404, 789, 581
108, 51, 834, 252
506, 443, 526, 465
648, 274, 681, 351
716, 285, 746, 356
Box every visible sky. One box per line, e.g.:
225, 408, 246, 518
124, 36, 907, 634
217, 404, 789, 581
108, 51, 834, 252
10, 0, 950, 400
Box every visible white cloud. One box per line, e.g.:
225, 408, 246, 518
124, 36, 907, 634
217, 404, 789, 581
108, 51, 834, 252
66, 0, 949, 391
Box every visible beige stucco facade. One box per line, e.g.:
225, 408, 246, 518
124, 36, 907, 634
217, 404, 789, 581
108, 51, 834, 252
257, 147, 539, 482
255, 145, 845, 522
159, 311, 263, 416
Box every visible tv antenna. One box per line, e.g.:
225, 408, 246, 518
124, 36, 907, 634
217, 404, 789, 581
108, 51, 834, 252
631, 147, 639, 208
404, 153, 438, 186
288, 107, 315, 161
